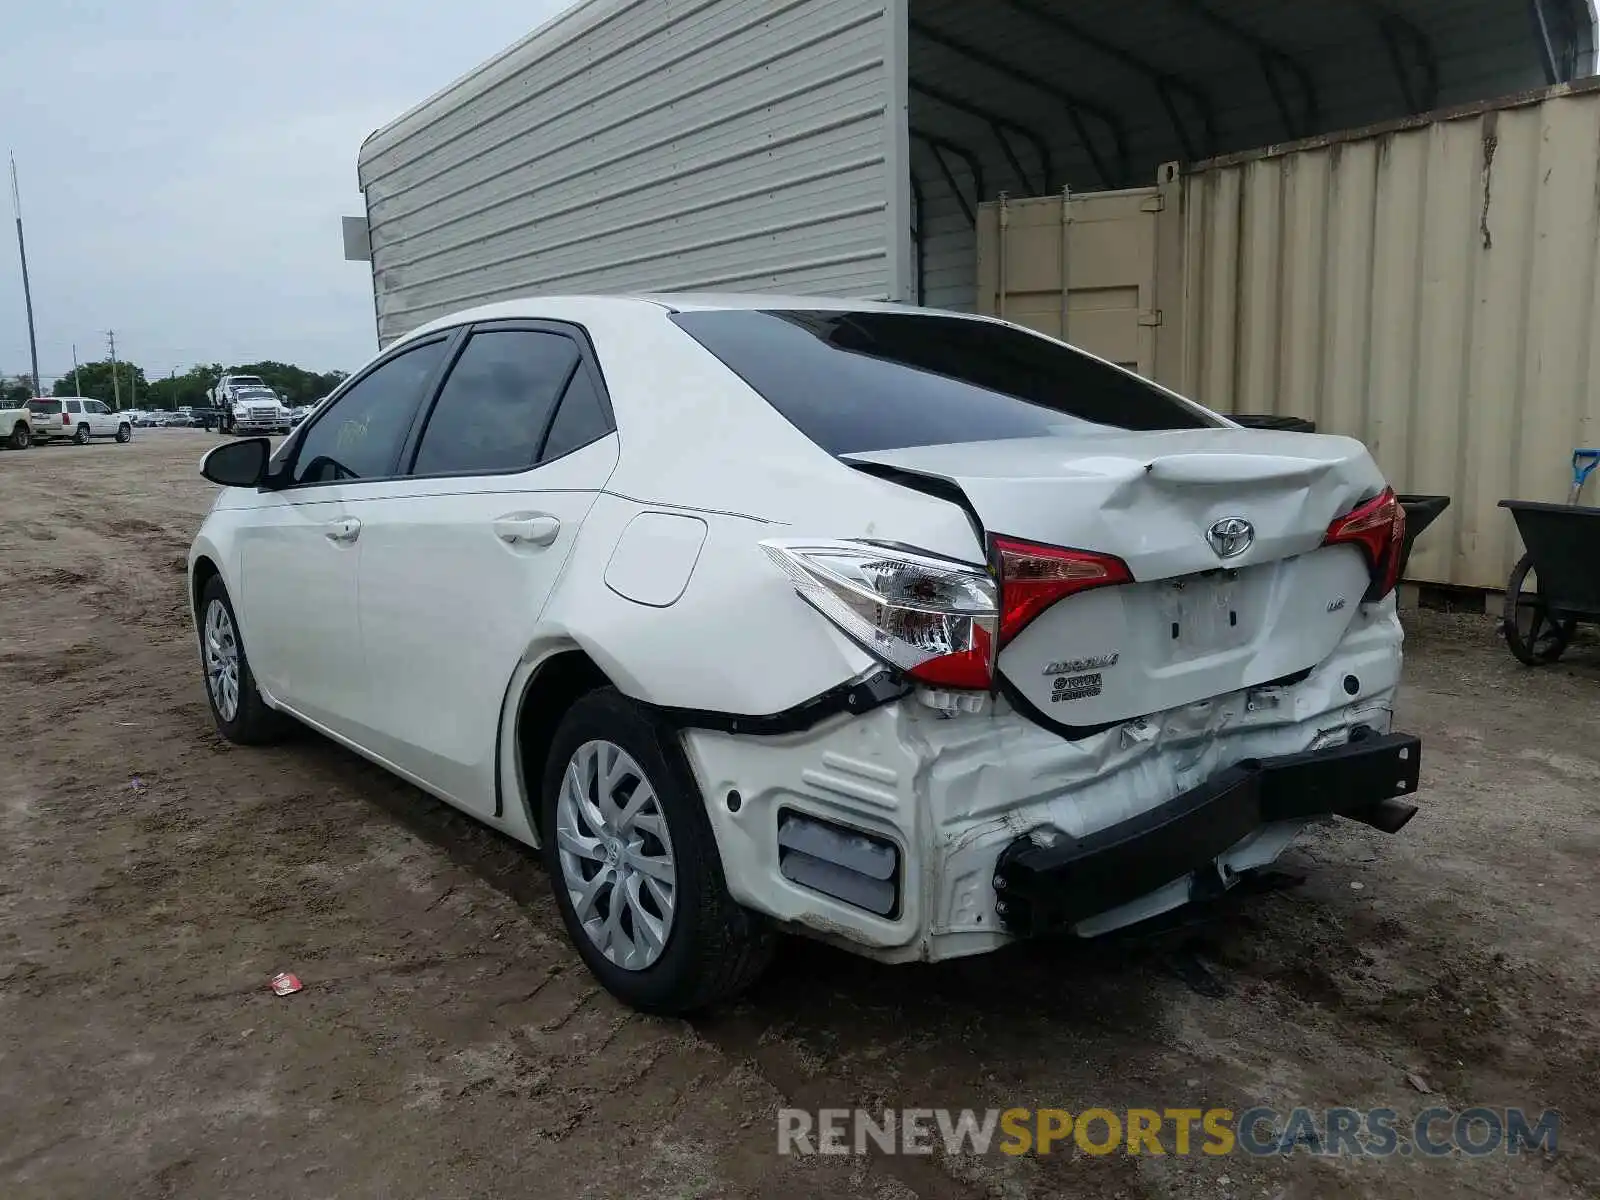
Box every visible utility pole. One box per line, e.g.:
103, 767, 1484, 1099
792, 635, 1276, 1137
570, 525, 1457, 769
72, 343, 82, 396
9, 153, 41, 398
107, 329, 121, 409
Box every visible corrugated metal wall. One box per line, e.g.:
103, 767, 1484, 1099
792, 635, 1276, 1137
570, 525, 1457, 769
1176, 80, 1600, 590
908, 0, 1567, 313
358, 0, 902, 344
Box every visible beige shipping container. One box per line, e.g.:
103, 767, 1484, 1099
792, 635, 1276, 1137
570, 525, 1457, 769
978, 79, 1600, 591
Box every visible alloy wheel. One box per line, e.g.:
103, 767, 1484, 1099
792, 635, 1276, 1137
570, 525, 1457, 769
555, 739, 678, 971
203, 598, 241, 721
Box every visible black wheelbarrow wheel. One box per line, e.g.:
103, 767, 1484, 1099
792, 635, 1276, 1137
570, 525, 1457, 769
1502, 552, 1577, 666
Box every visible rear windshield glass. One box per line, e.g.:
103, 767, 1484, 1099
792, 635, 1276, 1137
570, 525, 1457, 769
27, 399, 62, 414
669, 309, 1214, 455
230, 377, 265, 387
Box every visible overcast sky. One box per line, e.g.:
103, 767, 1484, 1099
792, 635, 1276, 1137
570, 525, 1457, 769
1, 0, 566, 390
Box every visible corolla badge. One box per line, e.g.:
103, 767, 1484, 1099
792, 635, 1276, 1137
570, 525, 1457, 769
1206, 516, 1255, 559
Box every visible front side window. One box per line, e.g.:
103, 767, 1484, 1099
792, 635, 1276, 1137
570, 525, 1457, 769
88, 401, 109, 415
670, 309, 1215, 456
410, 330, 580, 476
290, 340, 447, 485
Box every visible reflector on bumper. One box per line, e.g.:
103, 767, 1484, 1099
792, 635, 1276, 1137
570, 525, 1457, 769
778, 810, 899, 917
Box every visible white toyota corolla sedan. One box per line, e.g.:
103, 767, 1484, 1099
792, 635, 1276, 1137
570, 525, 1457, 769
188, 295, 1423, 1013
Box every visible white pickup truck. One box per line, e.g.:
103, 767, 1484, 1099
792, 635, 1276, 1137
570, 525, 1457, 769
210, 375, 291, 435
1, 400, 31, 449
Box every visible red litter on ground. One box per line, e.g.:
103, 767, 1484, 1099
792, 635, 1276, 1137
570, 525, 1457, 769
270, 972, 303, 996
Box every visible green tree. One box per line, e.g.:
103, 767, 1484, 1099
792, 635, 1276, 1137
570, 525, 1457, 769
52, 359, 149, 407
144, 364, 222, 411
227, 360, 346, 406
2, 374, 32, 407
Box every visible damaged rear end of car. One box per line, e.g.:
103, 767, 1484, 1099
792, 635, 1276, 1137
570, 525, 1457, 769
669, 306, 1423, 963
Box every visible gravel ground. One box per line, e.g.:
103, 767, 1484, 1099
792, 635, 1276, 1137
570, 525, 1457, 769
2, 431, 1596, 1200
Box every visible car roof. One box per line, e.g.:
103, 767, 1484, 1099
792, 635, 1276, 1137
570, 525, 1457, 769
399, 293, 987, 344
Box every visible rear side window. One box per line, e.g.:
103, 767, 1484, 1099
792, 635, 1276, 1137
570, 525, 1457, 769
539, 366, 611, 462
65, 400, 83, 414
291, 340, 447, 485
669, 310, 1214, 455
27, 399, 61, 415
410, 331, 581, 476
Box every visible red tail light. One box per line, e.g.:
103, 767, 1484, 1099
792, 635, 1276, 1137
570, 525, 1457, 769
905, 622, 994, 689
61, 413, 71, 425
993, 536, 1133, 647
1323, 488, 1406, 600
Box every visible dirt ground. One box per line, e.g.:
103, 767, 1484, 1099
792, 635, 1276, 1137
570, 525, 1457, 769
2, 431, 1597, 1200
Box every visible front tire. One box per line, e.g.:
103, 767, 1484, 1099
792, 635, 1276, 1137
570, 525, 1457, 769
73, 423, 90, 445
198, 575, 288, 745
7, 421, 28, 449
115, 422, 131, 443
541, 688, 772, 1015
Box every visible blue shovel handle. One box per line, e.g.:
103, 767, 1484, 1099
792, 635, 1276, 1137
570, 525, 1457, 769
1573, 449, 1600, 503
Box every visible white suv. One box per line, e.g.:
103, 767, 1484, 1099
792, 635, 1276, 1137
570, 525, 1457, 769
187, 295, 1424, 1014
27, 398, 132, 444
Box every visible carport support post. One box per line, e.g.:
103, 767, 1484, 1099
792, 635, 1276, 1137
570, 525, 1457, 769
884, 0, 914, 302
1059, 185, 1073, 342
1151, 162, 1188, 391
997, 193, 1009, 319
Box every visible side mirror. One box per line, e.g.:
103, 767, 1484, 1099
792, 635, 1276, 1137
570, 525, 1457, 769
201, 437, 271, 488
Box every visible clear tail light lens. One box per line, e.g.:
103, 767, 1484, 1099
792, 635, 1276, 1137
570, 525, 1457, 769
1323, 487, 1406, 601
992, 536, 1133, 647
761, 540, 998, 689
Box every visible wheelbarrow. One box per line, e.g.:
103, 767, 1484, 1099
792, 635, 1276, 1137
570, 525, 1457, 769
1498, 449, 1600, 665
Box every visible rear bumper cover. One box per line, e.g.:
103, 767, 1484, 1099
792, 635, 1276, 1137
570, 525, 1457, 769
993, 730, 1421, 936
681, 606, 1413, 963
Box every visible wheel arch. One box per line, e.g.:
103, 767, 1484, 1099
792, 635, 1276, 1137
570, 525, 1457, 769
190, 553, 222, 629
503, 642, 614, 846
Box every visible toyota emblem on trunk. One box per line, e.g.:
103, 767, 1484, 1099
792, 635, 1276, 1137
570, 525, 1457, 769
1207, 517, 1254, 558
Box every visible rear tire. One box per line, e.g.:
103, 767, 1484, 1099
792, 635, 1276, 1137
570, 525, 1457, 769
198, 575, 289, 745
540, 688, 773, 1014
74, 423, 90, 445
7, 421, 28, 450
115, 422, 131, 443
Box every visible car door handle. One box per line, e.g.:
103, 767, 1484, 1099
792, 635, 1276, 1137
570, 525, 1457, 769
324, 517, 362, 545
493, 514, 561, 547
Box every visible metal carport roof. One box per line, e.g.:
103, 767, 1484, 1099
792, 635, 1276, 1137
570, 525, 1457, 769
906, 0, 1596, 306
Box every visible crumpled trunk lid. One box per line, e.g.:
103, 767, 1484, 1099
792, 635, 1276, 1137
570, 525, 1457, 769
845, 428, 1388, 729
